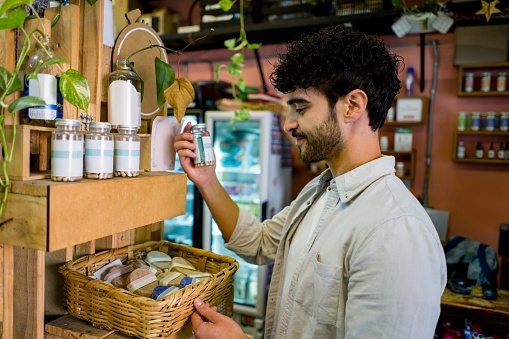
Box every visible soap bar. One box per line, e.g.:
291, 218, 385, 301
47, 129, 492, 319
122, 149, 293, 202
152, 285, 179, 301
169, 257, 197, 276
145, 251, 172, 270
126, 268, 158, 298
187, 272, 212, 283
103, 265, 134, 289
179, 277, 198, 289
157, 271, 184, 286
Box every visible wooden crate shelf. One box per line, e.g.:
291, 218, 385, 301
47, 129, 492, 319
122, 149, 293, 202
457, 62, 509, 96
0, 171, 187, 252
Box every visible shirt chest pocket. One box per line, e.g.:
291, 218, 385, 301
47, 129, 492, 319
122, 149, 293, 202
294, 252, 343, 326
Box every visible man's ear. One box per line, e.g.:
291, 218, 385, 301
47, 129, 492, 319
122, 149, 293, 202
341, 89, 368, 124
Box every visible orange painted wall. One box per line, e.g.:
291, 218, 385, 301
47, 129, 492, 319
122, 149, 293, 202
168, 31, 509, 255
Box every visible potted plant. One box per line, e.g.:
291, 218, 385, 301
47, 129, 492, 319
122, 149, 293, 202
391, 0, 454, 37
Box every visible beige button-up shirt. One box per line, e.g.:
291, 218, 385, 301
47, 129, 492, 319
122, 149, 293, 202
226, 156, 447, 338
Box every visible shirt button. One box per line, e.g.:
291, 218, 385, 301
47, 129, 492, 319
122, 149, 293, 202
306, 201, 311, 205
327, 186, 331, 191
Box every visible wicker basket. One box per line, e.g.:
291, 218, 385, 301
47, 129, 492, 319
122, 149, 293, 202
59, 240, 239, 338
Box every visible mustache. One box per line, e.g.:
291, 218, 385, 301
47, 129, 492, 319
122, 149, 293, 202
292, 131, 306, 138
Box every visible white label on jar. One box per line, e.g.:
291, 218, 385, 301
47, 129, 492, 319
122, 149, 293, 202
457, 147, 465, 159
194, 135, 214, 164
85, 139, 114, 174
108, 80, 141, 127
27, 74, 58, 120
51, 139, 83, 177
114, 140, 140, 172
475, 149, 483, 158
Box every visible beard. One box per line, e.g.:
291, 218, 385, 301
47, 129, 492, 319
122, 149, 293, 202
293, 108, 344, 164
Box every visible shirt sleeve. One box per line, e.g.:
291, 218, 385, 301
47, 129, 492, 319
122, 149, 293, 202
344, 215, 447, 339
225, 204, 292, 265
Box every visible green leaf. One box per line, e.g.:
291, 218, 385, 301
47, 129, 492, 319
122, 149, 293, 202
228, 63, 242, 77
218, 0, 234, 11
85, 0, 98, 5
247, 42, 262, 50
234, 108, 250, 121
33, 56, 68, 77
154, 56, 175, 108
0, 66, 22, 96
224, 38, 236, 49
238, 78, 246, 93
215, 64, 228, 82
0, 0, 33, 17
5, 8, 25, 28
60, 69, 90, 111
231, 53, 244, 64
391, 0, 403, 7
8, 95, 45, 113
232, 39, 248, 51
129, 61, 144, 102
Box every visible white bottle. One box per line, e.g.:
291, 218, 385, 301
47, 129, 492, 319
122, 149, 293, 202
456, 141, 465, 159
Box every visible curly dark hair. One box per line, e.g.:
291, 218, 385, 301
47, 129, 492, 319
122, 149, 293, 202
270, 25, 402, 131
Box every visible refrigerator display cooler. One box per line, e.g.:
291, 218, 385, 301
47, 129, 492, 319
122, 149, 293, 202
203, 110, 292, 338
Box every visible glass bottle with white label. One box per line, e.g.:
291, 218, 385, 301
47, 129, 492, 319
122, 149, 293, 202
114, 125, 140, 177
191, 124, 215, 167
23, 36, 63, 127
107, 59, 141, 130
85, 122, 114, 179
51, 119, 83, 181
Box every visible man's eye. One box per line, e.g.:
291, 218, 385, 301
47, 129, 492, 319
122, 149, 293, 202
295, 108, 305, 114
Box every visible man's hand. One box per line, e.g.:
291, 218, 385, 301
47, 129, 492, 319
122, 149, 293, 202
174, 122, 216, 188
191, 298, 249, 339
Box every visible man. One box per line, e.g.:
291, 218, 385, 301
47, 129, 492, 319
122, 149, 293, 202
174, 25, 447, 339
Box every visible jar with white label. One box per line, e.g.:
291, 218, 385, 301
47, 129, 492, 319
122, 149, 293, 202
85, 122, 114, 179
480, 72, 491, 92
191, 124, 215, 167
23, 36, 63, 127
396, 162, 405, 178
51, 119, 83, 181
497, 72, 506, 92
114, 125, 140, 177
464, 73, 474, 92
108, 59, 142, 130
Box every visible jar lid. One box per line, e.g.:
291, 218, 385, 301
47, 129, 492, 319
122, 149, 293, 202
118, 125, 138, 130
190, 123, 207, 132
55, 119, 80, 127
90, 122, 111, 129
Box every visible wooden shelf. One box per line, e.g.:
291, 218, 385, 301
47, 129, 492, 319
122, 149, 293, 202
457, 63, 509, 96
383, 149, 416, 181
0, 171, 187, 252
455, 130, 509, 136
453, 157, 509, 164
458, 91, 509, 97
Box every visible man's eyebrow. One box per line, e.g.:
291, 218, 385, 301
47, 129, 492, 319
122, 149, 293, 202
287, 98, 310, 106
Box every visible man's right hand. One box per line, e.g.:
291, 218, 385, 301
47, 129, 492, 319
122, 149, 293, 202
174, 122, 217, 188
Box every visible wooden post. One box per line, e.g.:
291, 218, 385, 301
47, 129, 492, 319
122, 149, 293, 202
1, 244, 14, 339
13, 246, 45, 339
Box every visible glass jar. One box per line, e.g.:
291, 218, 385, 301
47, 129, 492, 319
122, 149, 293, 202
480, 72, 491, 92
108, 59, 142, 130
457, 112, 466, 131
500, 112, 509, 131
396, 162, 405, 178
190, 124, 215, 167
470, 112, 481, 131
85, 122, 114, 179
51, 119, 83, 181
464, 73, 474, 92
485, 112, 496, 131
497, 72, 506, 92
114, 125, 140, 177
23, 36, 63, 127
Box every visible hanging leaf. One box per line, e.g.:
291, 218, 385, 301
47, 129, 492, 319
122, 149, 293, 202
247, 42, 262, 50
228, 63, 242, 77
218, 0, 234, 11
0, 66, 22, 96
154, 56, 175, 108
391, 0, 403, 7
28, 56, 68, 79
8, 96, 45, 113
224, 38, 236, 49
0, 0, 33, 17
237, 78, 246, 93
85, 0, 98, 5
230, 53, 244, 64
215, 64, 228, 82
234, 108, 250, 121
60, 69, 90, 111
164, 77, 195, 125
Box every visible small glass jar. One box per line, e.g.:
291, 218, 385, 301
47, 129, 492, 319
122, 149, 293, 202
464, 73, 474, 92
114, 125, 140, 177
497, 72, 506, 92
500, 112, 509, 131
470, 111, 481, 131
51, 119, 83, 182
457, 112, 466, 131
456, 141, 465, 159
485, 112, 496, 131
396, 162, 405, 178
85, 122, 114, 179
191, 124, 215, 167
480, 72, 491, 92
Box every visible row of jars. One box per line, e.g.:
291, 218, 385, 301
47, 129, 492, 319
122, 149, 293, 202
457, 111, 509, 132
51, 119, 140, 182
463, 72, 506, 93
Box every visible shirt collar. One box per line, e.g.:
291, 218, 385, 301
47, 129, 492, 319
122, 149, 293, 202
318, 156, 396, 203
